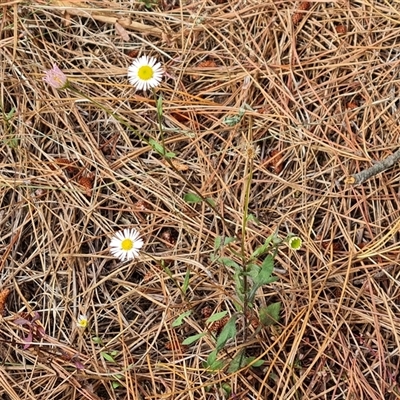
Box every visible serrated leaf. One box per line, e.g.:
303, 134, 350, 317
259, 302, 281, 326
216, 315, 237, 352
172, 310, 192, 327
227, 349, 246, 373
184, 193, 202, 203
101, 352, 116, 362
205, 311, 228, 324
182, 332, 206, 345
254, 255, 277, 286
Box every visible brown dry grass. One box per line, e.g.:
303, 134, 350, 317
2, 0, 400, 399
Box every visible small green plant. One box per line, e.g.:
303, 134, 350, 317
138, 0, 157, 9
1, 106, 19, 148
183, 213, 301, 372
92, 336, 122, 388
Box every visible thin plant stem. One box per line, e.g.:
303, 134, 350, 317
240, 115, 255, 344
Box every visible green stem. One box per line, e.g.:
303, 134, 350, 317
240, 115, 255, 343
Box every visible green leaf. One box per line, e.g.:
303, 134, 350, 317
92, 336, 103, 345
182, 332, 206, 345
233, 271, 244, 296
204, 354, 226, 371
5, 107, 16, 121
254, 255, 277, 286
224, 237, 236, 246
259, 302, 281, 326
101, 352, 116, 362
251, 235, 276, 259
227, 349, 246, 373
208, 359, 225, 371
156, 95, 163, 118
247, 263, 260, 280
246, 213, 260, 225
206, 349, 218, 366
182, 270, 190, 294
218, 257, 240, 269
205, 311, 228, 324
206, 198, 216, 207
6, 137, 19, 148
221, 383, 231, 396
184, 193, 202, 203
214, 236, 222, 251
111, 374, 123, 389
172, 310, 192, 327
209, 253, 218, 262
149, 138, 175, 158
251, 359, 265, 367
216, 315, 237, 352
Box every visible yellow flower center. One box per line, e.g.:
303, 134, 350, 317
78, 318, 88, 328
137, 65, 154, 81
121, 238, 134, 251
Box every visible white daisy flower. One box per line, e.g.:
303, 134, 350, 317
77, 315, 88, 329
110, 228, 144, 261
127, 55, 163, 91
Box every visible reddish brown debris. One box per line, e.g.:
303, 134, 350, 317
0, 288, 10, 316
209, 316, 230, 333
336, 24, 347, 34
193, 60, 218, 79
201, 306, 213, 319
264, 150, 284, 174
292, 2, 311, 25
78, 176, 93, 197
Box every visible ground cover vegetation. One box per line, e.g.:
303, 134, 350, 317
1, 0, 400, 399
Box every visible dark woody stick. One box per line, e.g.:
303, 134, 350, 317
346, 148, 400, 185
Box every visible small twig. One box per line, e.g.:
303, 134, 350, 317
346, 148, 400, 185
